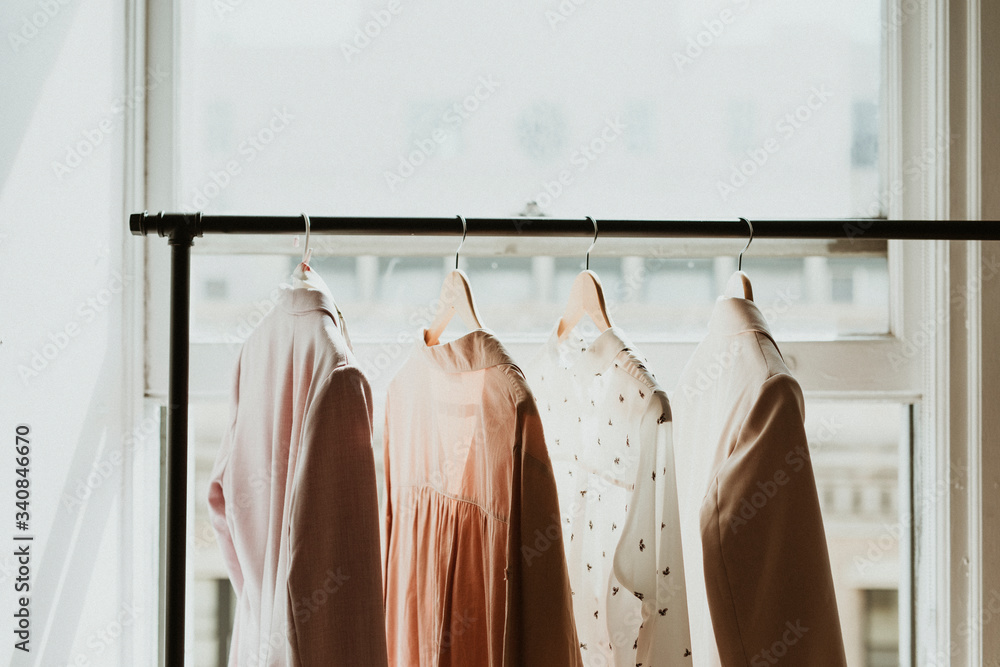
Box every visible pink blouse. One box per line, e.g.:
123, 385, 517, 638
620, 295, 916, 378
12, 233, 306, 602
208, 286, 388, 666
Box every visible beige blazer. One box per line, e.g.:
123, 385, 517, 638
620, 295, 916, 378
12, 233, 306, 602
671, 297, 846, 666
208, 285, 388, 666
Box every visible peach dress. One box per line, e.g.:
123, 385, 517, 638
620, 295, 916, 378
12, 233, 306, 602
382, 329, 583, 667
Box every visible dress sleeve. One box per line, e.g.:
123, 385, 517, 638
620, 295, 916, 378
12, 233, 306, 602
504, 392, 583, 667
285, 365, 389, 667
701, 372, 846, 666
613, 390, 693, 664
207, 348, 243, 596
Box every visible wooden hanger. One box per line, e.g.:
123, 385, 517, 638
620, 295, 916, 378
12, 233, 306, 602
424, 216, 485, 346
724, 270, 754, 301
724, 217, 754, 301
556, 217, 614, 340
557, 269, 613, 339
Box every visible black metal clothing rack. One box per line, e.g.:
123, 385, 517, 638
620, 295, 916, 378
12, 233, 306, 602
129, 211, 999, 665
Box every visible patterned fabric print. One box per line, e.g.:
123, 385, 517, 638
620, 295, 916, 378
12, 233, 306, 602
526, 325, 693, 667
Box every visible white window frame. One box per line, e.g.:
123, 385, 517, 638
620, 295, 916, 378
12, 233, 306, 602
124, 0, 997, 664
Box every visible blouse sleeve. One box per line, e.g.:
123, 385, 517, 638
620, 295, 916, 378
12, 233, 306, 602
285, 365, 389, 667
207, 348, 244, 596
613, 390, 693, 664
504, 392, 583, 667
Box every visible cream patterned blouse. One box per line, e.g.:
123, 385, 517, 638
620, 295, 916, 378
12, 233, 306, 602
526, 325, 693, 666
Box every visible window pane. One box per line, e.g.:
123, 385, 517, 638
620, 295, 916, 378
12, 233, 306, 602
865, 589, 901, 666
177, 0, 882, 218
808, 401, 907, 667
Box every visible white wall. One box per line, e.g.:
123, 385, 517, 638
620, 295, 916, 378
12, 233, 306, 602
0, 0, 144, 664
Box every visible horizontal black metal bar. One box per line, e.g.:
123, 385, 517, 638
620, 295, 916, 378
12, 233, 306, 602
129, 211, 1000, 241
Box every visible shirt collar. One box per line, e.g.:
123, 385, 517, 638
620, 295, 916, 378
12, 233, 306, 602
708, 296, 774, 339
276, 285, 353, 349
418, 328, 515, 372
542, 323, 632, 377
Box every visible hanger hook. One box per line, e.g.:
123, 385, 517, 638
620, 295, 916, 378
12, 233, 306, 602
455, 215, 467, 270
301, 213, 312, 266
737, 217, 753, 272
585, 216, 598, 271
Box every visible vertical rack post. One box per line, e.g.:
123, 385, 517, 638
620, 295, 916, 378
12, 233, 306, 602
128, 212, 202, 666
165, 230, 192, 665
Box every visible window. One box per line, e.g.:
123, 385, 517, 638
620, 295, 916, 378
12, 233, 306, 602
865, 589, 901, 666
809, 401, 907, 667
139, 0, 956, 664
852, 100, 880, 168
175, 0, 882, 219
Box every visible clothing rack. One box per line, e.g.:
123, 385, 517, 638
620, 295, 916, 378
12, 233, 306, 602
129, 210, 999, 665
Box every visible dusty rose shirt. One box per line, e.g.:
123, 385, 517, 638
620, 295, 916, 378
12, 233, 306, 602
382, 329, 583, 667
208, 284, 388, 667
